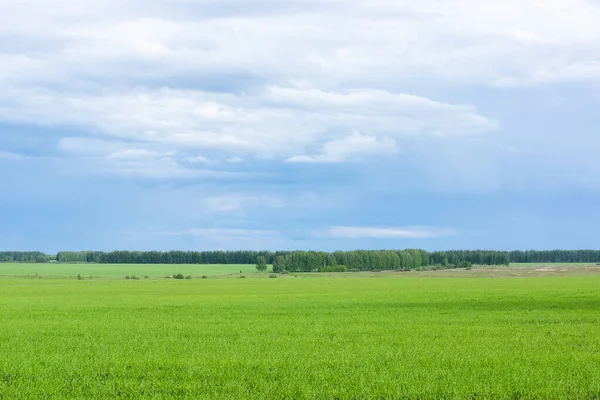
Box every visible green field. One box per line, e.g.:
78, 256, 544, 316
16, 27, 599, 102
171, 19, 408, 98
1, 269, 600, 398
0, 263, 260, 278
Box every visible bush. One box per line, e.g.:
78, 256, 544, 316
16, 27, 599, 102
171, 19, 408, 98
269, 274, 278, 278
322, 265, 348, 273
239, 275, 247, 279
173, 274, 185, 280
185, 275, 192, 280
77, 274, 83, 281
131, 276, 140, 280
125, 275, 131, 280
280, 270, 289, 275
144, 276, 149, 279
201, 275, 208, 279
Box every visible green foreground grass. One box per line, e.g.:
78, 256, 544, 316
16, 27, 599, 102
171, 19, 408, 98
1, 272, 600, 398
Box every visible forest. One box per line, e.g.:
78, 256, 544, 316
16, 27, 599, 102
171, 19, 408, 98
0, 251, 49, 263
2, 249, 600, 271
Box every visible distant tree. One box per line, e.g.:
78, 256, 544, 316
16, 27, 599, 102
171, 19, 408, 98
272, 256, 285, 273
256, 256, 268, 272
35, 255, 49, 263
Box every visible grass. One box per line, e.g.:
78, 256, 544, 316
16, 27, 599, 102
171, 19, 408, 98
1, 268, 600, 398
0, 263, 260, 278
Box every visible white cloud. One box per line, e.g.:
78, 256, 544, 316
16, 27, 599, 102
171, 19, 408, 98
2, 0, 599, 86
0, 0, 598, 184
182, 155, 212, 164
58, 137, 126, 156
324, 226, 458, 239
0, 86, 495, 159
0, 151, 25, 161
57, 137, 244, 179
162, 228, 282, 239
202, 194, 285, 213
0, 85, 496, 181
287, 132, 397, 163
106, 148, 173, 161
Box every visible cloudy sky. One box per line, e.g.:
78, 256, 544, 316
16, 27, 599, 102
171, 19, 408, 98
2, 0, 600, 252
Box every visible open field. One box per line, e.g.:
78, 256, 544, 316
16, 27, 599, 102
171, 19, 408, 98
1, 270, 600, 398
409, 263, 600, 278
0, 263, 261, 278
2, 262, 600, 280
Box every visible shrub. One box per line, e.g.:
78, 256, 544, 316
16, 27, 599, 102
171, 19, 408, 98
322, 265, 348, 273
280, 270, 289, 275
185, 275, 192, 280
131, 276, 140, 280
124, 275, 131, 280
201, 275, 208, 279
269, 274, 278, 279
144, 276, 149, 279
77, 274, 83, 281
173, 274, 185, 280
239, 275, 247, 279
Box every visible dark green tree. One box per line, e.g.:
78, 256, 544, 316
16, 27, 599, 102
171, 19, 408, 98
256, 256, 268, 272
272, 256, 285, 273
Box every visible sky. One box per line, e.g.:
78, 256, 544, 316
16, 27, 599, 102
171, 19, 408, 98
1, 0, 600, 253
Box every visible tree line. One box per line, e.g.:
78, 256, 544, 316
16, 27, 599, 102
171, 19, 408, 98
507, 250, 600, 263
0, 251, 49, 263
55, 250, 291, 264
2, 250, 600, 269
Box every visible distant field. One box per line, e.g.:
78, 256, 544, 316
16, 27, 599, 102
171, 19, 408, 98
1, 271, 600, 398
2, 262, 600, 280
0, 263, 261, 278
510, 262, 599, 267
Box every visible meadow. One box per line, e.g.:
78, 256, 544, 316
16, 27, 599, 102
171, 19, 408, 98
1, 266, 600, 398
0, 263, 258, 278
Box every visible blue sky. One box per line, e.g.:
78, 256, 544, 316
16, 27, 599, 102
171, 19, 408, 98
1, 0, 600, 253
